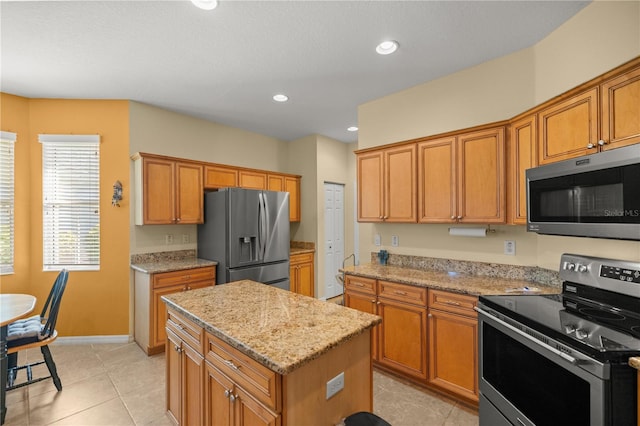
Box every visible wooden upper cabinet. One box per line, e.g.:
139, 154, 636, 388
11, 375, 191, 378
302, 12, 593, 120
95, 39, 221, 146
357, 151, 384, 222
508, 115, 537, 225
204, 165, 238, 189
418, 127, 505, 224
601, 66, 640, 150
134, 154, 203, 225
239, 170, 267, 190
176, 162, 204, 224
267, 174, 285, 191
537, 87, 599, 165
458, 127, 506, 223
357, 145, 417, 223
418, 137, 456, 223
284, 177, 301, 222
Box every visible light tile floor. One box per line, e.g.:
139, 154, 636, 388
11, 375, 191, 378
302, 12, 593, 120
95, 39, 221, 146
5, 342, 478, 425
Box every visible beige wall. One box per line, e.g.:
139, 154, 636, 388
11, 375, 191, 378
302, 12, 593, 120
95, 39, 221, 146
129, 101, 290, 255
357, 1, 640, 270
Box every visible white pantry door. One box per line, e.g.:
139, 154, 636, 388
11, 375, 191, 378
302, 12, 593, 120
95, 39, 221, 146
324, 183, 345, 299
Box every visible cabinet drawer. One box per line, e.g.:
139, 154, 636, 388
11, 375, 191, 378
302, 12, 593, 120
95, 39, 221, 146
429, 289, 477, 317
153, 266, 215, 289
344, 275, 376, 296
205, 333, 281, 411
290, 252, 314, 265
378, 280, 427, 307
166, 309, 204, 352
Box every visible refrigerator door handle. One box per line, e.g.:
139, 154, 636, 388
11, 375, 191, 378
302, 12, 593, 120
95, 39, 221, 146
258, 193, 267, 261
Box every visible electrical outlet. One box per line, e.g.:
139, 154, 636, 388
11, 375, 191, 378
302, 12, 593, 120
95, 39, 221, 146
504, 240, 516, 255
182, 234, 190, 244
374, 234, 381, 246
165, 234, 174, 245
391, 235, 399, 247
326, 372, 344, 400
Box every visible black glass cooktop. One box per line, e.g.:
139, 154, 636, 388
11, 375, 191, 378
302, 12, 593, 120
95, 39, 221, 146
480, 287, 640, 361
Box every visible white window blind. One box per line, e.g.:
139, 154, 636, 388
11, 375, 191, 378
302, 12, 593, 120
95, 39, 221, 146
40, 134, 100, 271
0, 131, 17, 274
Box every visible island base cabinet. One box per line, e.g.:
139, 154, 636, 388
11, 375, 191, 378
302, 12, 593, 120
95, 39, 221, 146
205, 362, 280, 426
166, 329, 205, 426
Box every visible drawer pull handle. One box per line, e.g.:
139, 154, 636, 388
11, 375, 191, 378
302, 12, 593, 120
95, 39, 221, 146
444, 300, 461, 306
229, 393, 238, 403
175, 345, 182, 353
394, 291, 408, 296
354, 283, 364, 287
224, 389, 231, 398
224, 359, 241, 370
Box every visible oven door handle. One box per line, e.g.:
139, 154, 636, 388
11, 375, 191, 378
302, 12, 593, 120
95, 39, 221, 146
476, 307, 578, 365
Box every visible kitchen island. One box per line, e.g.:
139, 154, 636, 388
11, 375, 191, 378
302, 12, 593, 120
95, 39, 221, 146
162, 280, 381, 426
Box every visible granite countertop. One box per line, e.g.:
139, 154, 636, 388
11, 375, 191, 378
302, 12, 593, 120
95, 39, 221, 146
162, 280, 381, 375
342, 263, 559, 296
131, 258, 217, 274
630, 357, 640, 371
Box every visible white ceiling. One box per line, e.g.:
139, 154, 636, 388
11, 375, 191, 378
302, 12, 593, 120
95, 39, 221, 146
1, 0, 590, 143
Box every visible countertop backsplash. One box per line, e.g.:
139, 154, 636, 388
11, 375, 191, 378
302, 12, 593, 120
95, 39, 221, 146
130, 249, 197, 265
369, 252, 562, 287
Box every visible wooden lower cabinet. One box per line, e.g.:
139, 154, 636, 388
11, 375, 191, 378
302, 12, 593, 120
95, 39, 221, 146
289, 252, 314, 297
344, 274, 479, 406
134, 266, 215, 355
166, 328, 205, 426
428, 289, 479, 404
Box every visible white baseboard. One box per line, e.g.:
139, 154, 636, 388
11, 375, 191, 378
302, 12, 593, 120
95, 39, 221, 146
53, 335, 133, 345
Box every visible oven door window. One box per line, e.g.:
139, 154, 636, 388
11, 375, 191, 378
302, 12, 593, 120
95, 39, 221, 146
483, 323, 591, 425
528, 163, 640, 224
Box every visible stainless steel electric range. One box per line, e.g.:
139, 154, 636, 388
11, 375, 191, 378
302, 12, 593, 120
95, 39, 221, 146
477, 253, 640, 426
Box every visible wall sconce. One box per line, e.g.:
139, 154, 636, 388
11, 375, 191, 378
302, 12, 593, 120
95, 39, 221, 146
112, 180, 123, 207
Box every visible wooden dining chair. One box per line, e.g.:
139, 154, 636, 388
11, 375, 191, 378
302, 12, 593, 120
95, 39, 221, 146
6, 269, 69, 391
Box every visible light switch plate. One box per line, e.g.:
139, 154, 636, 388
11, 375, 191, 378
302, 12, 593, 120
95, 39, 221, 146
504, 240, 516, 255
391, 235, 399, 247
374, 234, 381, 246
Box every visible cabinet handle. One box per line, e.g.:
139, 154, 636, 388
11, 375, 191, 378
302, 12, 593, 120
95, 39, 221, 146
187, 286, 191, 290
224, 389, 231, 398
451, 215, 455, 220
383, 215, 388, 219
587, 142, 595, 149
394, 290, 408, 296
370, 299, 376, 304
354, 283, 364, 287
175, 345, 182, 353
598, 139, 606, 146
444, 300, 461, 306
457, 215, 462, 220
176, 217, 181, 222
379, 216, 384, 220
428, 313, 433, 318
224, 359, 241, 370
229, 394, 237, 403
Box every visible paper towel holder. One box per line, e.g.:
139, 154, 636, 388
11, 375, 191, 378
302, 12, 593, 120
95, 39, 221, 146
448, 225, 496, 237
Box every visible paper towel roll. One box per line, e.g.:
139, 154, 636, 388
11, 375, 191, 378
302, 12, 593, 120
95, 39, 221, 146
448, 227, 487, 237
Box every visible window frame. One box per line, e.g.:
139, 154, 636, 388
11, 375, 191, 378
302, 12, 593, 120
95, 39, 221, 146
0, 131, 17, 275
40, 134, 101, 272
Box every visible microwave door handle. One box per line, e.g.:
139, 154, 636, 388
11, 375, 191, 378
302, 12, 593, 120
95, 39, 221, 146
475, 307, 578, 365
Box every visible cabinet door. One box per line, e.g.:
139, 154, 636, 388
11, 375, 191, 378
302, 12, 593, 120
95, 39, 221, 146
143, 157, 175, 224
284, 177, 301, 222
153, 284, 186, 351
508, 115, 537, 225
344, 290, 378, 360
418, 137, 457, 223
234, 386, 280, 426
384, 144, 417, 222
166, 330, 183, 425
377, 298, 428, 380
428, 309, 478, 403
601, 66, 640, 150
205, 361, 233, 426
357, 151, 384, 222
175, 162, 204, 224
183, 343, 205, 426
458, 127, 506, 223
538, 88, 599, 164
205, 165, 239, 189
267, 174, 284, 191
295, 260, 314, 298
239, 171, 267, 190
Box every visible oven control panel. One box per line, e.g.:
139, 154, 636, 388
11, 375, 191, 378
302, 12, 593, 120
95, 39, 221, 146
600, 265, 640, 284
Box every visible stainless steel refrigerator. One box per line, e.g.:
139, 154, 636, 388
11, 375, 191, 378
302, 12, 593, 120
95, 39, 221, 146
197, 187, 290, 289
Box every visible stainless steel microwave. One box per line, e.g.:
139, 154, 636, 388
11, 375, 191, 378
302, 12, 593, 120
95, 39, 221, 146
526, 144, 640, 241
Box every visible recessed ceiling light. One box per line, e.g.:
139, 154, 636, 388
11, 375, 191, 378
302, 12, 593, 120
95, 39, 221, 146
273, 94, 289, 102
191, 0, 218, 11
376, 40, 399, 55
347, 126, 358, 132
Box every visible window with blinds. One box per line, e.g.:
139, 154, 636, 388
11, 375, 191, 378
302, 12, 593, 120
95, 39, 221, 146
0, 131, 17, 274
40, 134, 100, 271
